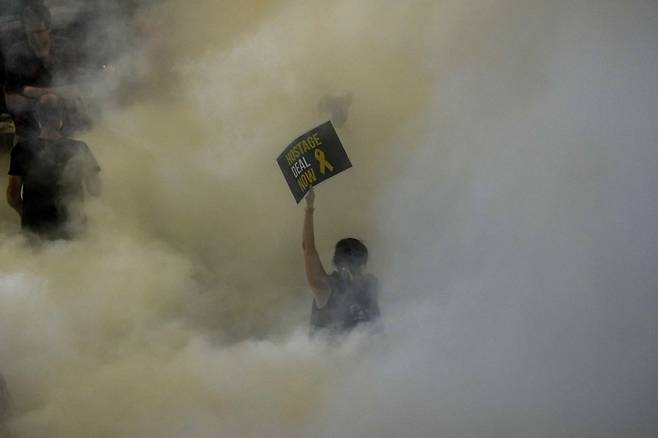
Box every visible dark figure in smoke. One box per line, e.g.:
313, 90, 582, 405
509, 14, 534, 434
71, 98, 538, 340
0, 52, 8, 115
5, 4, 84, 139
0, 54, 16, 151
6, 94, 101, 240
303, 187, 381, 337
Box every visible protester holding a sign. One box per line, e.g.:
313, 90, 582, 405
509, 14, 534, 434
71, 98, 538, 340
302, 187, 381, 337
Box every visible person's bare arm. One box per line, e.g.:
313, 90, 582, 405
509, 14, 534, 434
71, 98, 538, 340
18, 86, 48, 100
303, 187, 331, 307
6, 84, 81, 114
21, 85, 80, 100
6, 175, 23, 216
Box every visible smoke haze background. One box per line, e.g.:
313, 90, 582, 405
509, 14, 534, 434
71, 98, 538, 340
0, 0, 656, 436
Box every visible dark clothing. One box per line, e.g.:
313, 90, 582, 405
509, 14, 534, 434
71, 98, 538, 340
5, 37, 77, 92
0, 56, 14, 150
5, 37, 78, 138
9, 137, 100, 238
0, 51, 7, 113
310, 271, 381, 337
0, 113, 15, 151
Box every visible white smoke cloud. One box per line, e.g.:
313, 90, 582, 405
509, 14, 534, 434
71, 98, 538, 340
0, 0, 656, 436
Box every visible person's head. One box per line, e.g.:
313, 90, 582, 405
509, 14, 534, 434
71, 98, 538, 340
21, 5, 52, 59
333, 238, 368, 274
36, 94, 64, 131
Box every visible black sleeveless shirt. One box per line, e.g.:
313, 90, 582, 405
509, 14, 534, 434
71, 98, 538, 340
9, 138, 100, 237
310, 271, 380, 337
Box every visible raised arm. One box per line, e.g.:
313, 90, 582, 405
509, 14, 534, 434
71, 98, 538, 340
302, 187, 330, 306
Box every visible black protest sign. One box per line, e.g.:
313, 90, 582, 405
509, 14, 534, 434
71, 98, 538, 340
277, 121, 352, 203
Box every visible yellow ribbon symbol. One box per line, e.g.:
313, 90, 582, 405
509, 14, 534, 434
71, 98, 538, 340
314, 148, 334, 175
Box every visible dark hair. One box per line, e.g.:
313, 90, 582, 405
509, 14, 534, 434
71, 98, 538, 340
21, 4, 52, 29
333, 238, 368, 269
36, 94, 63, 127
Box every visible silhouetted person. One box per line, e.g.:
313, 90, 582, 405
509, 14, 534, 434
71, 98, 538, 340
302, 187, 381, 337
0, 53, 15, 151
7, 94, 100, 240
0, 51, 7, 114
5, 4, 82, 139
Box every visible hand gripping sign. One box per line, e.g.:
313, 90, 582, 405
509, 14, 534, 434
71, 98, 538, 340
277, 121, 352, 203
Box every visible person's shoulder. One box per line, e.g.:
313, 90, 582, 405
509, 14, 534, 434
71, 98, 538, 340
75, 140, 95, 156
10, 142, 24, 156
58, 137, 87, 148
59, 138, 91, 156
66, 139, 100, 169
68, 138, 87, 146
9, 140, 32, 166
